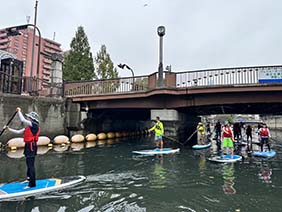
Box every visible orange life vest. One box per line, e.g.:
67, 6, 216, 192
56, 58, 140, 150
23, 126, 40, 151
23, 126, 40, 142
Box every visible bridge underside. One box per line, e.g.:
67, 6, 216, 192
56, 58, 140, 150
87, 102, 282, 118
178, 102, 282, 115
72, 84, 282, 115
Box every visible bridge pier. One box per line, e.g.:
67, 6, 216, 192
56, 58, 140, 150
65, 99, 88, 137
66, 105, 200, 145
150, 109, 199, 144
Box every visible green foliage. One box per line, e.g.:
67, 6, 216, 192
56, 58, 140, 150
63, 26, 95, 81
95, 45, 119, 79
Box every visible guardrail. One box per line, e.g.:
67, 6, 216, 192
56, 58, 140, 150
175, 65, 282, 87
64, 75, 150, 97
64, 65, 282, 97
2, 65, 281, 97
0, 71, 63, 97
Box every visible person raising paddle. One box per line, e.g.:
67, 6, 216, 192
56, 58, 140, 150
4, 107, 40, 188
149, 116, 164, 150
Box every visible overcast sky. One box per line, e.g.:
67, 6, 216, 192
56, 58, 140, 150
2, 0, 282, 77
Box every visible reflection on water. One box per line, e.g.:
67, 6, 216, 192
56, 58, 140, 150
222, 163, 236, 195
258, 162, 272, 184
150, 155, 167, 189
198, 151, 207, 176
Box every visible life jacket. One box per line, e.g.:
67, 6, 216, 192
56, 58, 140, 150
150, 121, 164, 136
222, 127, 232, 138
198, 126, 205, 135
23, 126, 40, 151
260, 128, 269, 137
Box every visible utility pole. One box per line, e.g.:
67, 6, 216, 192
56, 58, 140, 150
30, 0, 38, 79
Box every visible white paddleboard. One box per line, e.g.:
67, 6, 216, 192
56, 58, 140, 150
0, 175, 86, 201
208, 155, 242, 163
132, 148, 180, 155
192, 142, 211, 150
253, 151, 276, 158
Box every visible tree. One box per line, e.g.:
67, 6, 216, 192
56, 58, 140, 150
63, 26, 95, 81
95, 45, 118, 79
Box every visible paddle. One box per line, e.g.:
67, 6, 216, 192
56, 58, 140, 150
0, 111, 17, 137
182, 130, 197, 145
163, 135, 184, 146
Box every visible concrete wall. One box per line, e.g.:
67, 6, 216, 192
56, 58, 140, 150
0, 93, 65, 142
263, 115, 282, 130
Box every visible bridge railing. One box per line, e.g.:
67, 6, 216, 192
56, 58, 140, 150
64, 75, 150, 96
64, 65, 282, 97
175, 65, 282, 87
0, 71, 63, 97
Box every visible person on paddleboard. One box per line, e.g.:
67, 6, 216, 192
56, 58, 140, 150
197, 122, 206, 145
222, 121, 234, 156
4, 107, 40, 188
214, 120, 222, 146
258, 123, 271, 152
246, 125, 253, 151
149, 116, 164, 150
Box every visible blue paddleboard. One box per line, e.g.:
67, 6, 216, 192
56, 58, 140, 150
0, 175, 86, 201
208, 155, 242, 163
132, 148, 180, 155
253, 151, 276, 158
192, 142, 211, 150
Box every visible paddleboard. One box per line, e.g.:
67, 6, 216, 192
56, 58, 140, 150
192, 142, 211, 150
0, 175, 86, 201
132, 148, 180, 155
208, 155, 242, 163
253, 151, 276, 158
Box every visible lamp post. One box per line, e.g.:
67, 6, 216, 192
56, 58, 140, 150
157, 26, 165, 87
5, 24, 41, 94
118, 63, 135, 89
30, 0, 39, 80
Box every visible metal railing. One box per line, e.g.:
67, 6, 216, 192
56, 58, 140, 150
64, 75, 149, 96
0, 71, 63, 97
22, 77, 63, 97
175, 65, 282, 87
64, 65, 282, 97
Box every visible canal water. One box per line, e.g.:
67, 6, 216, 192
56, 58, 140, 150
0, 132, 282, 212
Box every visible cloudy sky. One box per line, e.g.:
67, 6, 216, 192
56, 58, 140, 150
2, 0, 282, 77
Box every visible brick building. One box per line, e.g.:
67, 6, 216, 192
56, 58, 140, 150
0, 27, 63, 90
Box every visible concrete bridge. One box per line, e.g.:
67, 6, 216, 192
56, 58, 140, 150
64, 65, 282, 115
2, 65, 282, 142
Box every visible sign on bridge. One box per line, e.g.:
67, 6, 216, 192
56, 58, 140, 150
259, 68, 282, 83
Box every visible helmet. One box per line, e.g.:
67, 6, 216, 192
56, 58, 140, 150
25, 111, 39, 123
198, 122, 203, 125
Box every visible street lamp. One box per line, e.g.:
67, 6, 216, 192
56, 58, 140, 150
118, 63, 135, 89
157, 26, 165, 87
5, 24, 41, 94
